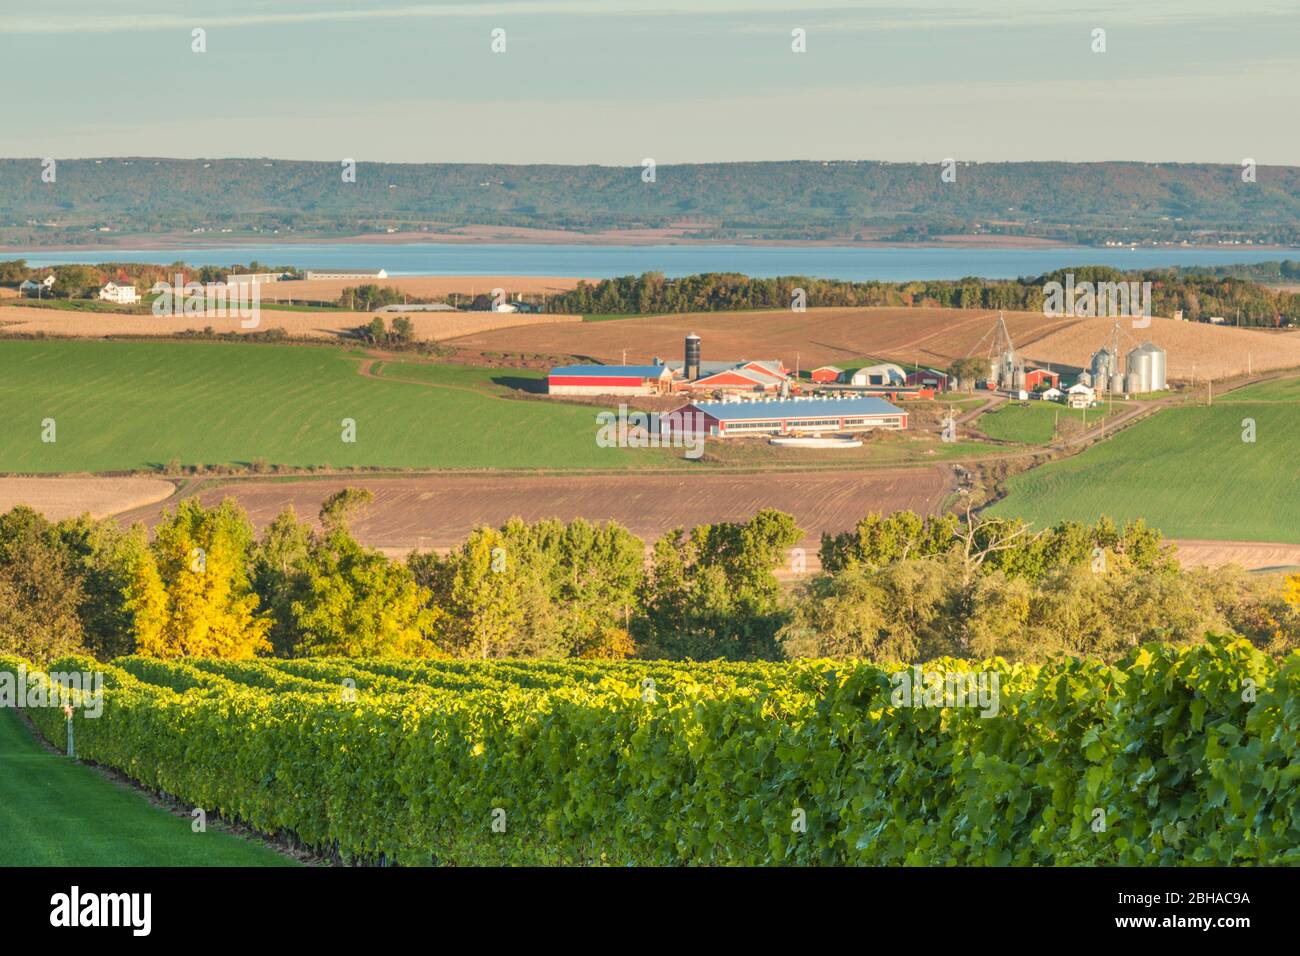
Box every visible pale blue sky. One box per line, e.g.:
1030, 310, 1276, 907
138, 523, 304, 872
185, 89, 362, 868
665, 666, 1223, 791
1, 0, 1296, 164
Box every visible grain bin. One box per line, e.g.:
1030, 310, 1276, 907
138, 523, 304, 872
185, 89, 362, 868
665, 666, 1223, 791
1144, 342, 1167, 391
1125, 342, 1167, 393
1086, 348, 1118, 392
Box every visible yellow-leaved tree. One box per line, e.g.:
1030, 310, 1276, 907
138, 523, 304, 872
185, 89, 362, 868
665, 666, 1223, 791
1285, 574, 1300, 612
126, 498, 270, 659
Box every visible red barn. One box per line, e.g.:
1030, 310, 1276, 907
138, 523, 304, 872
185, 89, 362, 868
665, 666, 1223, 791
1023, 368, 1060, 390
906, 368, 949, 391
809, 366, 843, 384
547, 364, 672, 396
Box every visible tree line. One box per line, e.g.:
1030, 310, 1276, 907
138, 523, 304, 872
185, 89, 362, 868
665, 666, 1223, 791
0, 259, 303, 300
544, 269, 1300, 327
2, 495, 1297, 666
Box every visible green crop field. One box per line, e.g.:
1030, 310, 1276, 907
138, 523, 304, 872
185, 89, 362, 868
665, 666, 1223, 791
1217, 376, 1300, 402
988, 397, 1300, 541
370, 359, 547, 397
975, 401, 1122, 445
0, 340, 681, 473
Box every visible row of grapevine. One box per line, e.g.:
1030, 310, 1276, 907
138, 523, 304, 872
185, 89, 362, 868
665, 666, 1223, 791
3, 638, 1296, 865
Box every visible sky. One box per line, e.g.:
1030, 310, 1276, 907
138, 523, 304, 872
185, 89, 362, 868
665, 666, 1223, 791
1, 0, 1297, 165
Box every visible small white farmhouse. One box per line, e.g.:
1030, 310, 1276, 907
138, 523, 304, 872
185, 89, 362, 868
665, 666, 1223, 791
98, 282, 140, 305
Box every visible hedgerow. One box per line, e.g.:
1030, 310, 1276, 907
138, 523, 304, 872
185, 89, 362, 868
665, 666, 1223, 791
2, 636, 1295, 865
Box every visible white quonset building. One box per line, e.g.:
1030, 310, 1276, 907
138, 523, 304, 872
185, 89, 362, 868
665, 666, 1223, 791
665, 395, 908, 438
850, 363, 908, 387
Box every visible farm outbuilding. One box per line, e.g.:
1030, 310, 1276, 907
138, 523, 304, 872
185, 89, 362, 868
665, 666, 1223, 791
548, 364, 673, 396
665, 358, 790, 394
665, 395, 908, 438
850, 363, 908, 387
18, 275, 54, 297
303, 269, 388, 280
1066, 383, 1097, 408
1024, 368, 1060, 391
906, 368, 948, 391
810, 366, 843, 384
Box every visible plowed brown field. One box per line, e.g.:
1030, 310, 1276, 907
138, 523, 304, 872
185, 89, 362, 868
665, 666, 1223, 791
0, 305, 580, 342
446, 307, 1300, 380
0, 476, 174, 519
114, 469, 953, 555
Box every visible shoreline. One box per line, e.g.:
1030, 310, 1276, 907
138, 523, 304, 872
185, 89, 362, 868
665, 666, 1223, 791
8, 229, 1298, 255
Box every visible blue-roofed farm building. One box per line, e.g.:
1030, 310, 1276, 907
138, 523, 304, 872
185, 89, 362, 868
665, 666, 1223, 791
665, 396, 908, 438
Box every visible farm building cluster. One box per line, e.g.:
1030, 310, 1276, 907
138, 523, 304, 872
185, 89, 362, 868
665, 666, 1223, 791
547, 333, 926, 438
547, 334, 948, 401
977, 313, 1167, 407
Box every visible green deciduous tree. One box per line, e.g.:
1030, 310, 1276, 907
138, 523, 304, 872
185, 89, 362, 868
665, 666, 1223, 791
291, 528, 439, 658
0, 507, 86, 661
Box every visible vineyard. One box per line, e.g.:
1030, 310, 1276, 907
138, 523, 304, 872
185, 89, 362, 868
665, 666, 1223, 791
3, 639, 1297, 866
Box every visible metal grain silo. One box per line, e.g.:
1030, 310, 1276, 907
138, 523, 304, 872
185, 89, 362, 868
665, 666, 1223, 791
1125, 346, 1151, 393
1090, 347, 1117, 392
1147, 343, 1167, 391
1125, 342, 1166, 394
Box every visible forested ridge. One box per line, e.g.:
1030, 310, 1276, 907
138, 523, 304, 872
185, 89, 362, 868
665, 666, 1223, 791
3, 158, 1299, 245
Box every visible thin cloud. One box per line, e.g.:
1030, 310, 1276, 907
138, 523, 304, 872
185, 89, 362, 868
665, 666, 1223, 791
0, 1, 824, 35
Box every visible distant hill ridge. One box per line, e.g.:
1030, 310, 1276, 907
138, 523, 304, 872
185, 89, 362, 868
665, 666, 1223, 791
2, 158, 1298, 246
